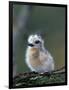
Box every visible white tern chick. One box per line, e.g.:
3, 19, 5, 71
26, 34, 54, 73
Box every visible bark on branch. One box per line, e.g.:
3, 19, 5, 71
13, 66, 65, 88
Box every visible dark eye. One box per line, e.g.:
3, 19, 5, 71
35, 40, 40, 44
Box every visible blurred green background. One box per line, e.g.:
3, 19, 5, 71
13, 4, 65, 74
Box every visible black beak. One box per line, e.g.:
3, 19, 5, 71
28, 43, 34, 47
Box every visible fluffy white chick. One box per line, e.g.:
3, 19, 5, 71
25, 34, 54, 73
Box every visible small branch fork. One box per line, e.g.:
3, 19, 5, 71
52, 66, 65, 73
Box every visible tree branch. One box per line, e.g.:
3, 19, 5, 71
13, 66, 65, 88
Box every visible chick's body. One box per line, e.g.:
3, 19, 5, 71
26, 35, 54, 73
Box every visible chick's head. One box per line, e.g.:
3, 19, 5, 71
28, 34, 44, 49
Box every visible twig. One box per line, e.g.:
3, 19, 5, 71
52, 66, 65, 73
